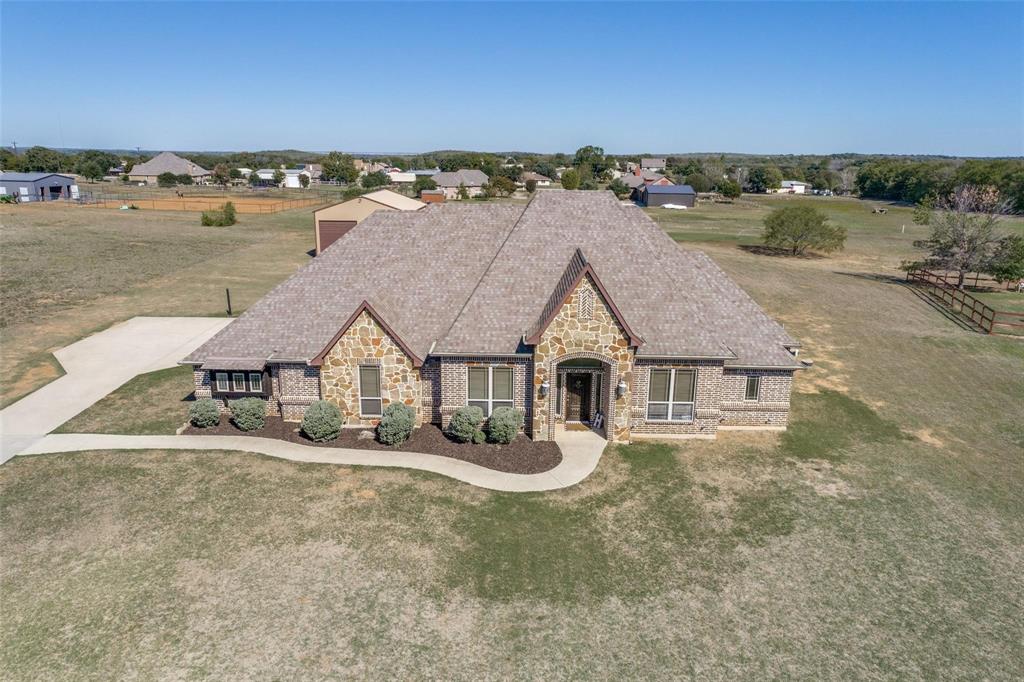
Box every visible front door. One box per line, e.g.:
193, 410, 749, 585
565, 373, 592, 422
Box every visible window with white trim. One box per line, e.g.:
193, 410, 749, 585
745, 375, 760, 401
249, 372, 263, 393
231, 372, 246, 392
215, 372, 229, 392
468, 367, 513, 417
646, 368, 696, 422
358, 366, 382, 417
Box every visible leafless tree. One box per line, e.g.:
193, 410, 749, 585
912, 185, 1013, 288
838, 166, 857, 195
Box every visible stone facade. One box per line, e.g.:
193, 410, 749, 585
532, 275, 634, 442
319, 310, 420, 426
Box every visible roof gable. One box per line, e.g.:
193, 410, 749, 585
525, 249, 644, 347
310, 300, 423, 368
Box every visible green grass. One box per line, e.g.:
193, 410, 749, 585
2, 193, 1023, 678
973, 290, 1024, 313
54, 365, 194, 435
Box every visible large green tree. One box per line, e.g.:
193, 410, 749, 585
748, 166, 783, 193
321, 151, 359, 183
22, 146, 65, 172
360, 171, 389, 189
560, 168, 580, 190
763, 206, 846, 256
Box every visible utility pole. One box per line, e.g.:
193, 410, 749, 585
10, 141, 17, 154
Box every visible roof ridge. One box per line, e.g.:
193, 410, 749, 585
435, 196, 537, 349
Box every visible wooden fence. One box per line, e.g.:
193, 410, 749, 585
907, 268, 1024, 336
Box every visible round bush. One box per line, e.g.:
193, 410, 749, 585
301, 400, 343, 442
377, 402, 415, 445
447, 405, 484, 443
487, 406, 524, 444
189, 398, 221, 428
229, 397, 266, 431
471, 429, 486, 444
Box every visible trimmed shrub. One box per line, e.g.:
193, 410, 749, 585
377, 402, 415, 445
301, 400, 343, 442
229, 397, 266, 431
447, 405, 484, 443
487, 406, 524, 444
201, 201, 237, 227
472, 429, 486, 444
189, 398, 221, 428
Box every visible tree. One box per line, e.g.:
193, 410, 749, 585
361, 171, 389, 189
486, 176, 516, 198
157, 172, 178, 188
272, 169, 285, 186
988, 234, 1024, 284
456, 183, 470, 200
78, 161, 106, 181
299, 173, 310, 188
249, 171, 261, 186
572, 145, 609, 177
212, 164, 231, 186
73, 150, 118, 178
607, 178, 630, 199
22, 146, 65, 172
413, 176, 437, 195
748, 166, 783, 193
229, 168, 243, 180
763, 206, 846, 256
685, 173, 713, 193
560, 168, 580, 190
909, 186, 1014, 288
176, 174, 194, 186
321, 151, 359, 183
718, 178, 742, 200
525, 179, 538, 193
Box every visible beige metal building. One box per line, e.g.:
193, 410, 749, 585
313, 189, 426, 254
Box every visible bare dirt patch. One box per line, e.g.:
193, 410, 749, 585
185, 418, 562, 474
912, 429, 946, 448
792, 459, 859, 498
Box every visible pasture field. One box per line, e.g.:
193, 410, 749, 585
1, 194, 1022, 679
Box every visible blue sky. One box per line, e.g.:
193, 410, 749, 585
2, 1, 1022, 156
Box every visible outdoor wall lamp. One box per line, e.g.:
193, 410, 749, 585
616, 380, 627, 399
540, 381, 550, 397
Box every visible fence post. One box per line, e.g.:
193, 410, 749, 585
226, 288, 232, 316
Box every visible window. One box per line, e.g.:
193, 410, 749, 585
249, 372, 263, 393
646, 369, 695, 422
468, 366, 514, 417
231, 372, 246, 392
215, 372, 229, 392
745, 375, 760, 401
358, 366, 382, 417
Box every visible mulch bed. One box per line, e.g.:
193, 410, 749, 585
184, 417, 562, 475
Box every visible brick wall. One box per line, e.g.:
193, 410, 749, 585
630, 359, 723, 437
436, 356, 533, 434
719, 369, 792, 428
192, 366, 282, 417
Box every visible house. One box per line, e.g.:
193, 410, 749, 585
0, 172, 76, 201
420, 189, 445, 203
431, 169, 489, 199
641, 158, 666, 172
253, 169, 280, 185
388, 171, 416, 184
409, 168, 440, 177
774, 180, 811, 194
621, 171, 672, 199
284, 169, 313, 188
639, 184, 697, 208
312, 189, 426, 254
235, 168, 253, 178
520, 171, 552, 187
185, 191, 801, 443
128, 151, 210, 185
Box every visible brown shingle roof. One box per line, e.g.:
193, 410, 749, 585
185, 192, 799, 369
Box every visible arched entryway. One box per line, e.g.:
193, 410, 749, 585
547, 352, 617, 440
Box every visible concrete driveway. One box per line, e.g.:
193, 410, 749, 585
0, 317, 231, 462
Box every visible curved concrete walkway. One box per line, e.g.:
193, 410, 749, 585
17, 430, 607, 492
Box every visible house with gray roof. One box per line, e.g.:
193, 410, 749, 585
431, 168, 489, 199
128, 152, 210, 185
184, 191, 801, 442
641, 158, 667, 171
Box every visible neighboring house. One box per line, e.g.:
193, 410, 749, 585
303, 164, 323, 183
186, 191, 801, 443
420, 189, 445, 203
639, 184, 697, 208
431, 169, 489, 199
621, 172, 671, 199
235, 167, 253, 178
641, 158, 666, 172
388, 171, 416, 184
773, 180, 811, 194
0, 172, 76, 201
128, 151, 210, 184
519, 171, 552, 187
283, 169, 312, 188
254, 169, 281, 185
312, 189, 426, 254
